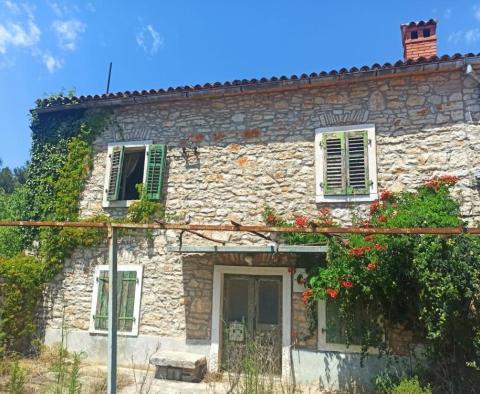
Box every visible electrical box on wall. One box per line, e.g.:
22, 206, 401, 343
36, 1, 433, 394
292, 268, 308, 293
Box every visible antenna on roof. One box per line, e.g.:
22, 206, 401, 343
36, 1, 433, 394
106, 62, 112, 94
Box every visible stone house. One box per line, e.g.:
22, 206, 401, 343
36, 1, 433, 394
37, 19, 480, 391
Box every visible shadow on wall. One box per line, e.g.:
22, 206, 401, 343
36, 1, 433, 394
292, 348, 391, 393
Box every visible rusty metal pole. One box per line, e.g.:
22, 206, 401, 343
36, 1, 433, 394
107, 225, 118, 394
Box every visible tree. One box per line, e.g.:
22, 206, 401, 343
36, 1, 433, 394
0, 159, 27, 194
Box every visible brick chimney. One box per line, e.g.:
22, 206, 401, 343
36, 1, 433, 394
400, 19, 437, 61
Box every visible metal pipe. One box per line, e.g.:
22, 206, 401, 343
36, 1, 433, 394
0, 220, 479, 235
106, 62, 113, 94
107, 225, 117, 394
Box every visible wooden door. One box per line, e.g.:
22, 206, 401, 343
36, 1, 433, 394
221, 274, 282, 374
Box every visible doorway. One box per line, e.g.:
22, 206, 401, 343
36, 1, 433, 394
221, 274, 283, 374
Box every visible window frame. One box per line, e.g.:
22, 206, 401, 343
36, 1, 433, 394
102, 140, 153, 208
89, 264, 143, 337
317, 300, 381, 354
315, 124, 378, 203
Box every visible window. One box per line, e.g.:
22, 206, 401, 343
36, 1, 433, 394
89, 265, 143, 336
103, 141, 167, 207
315, 124, 378, 202
317, 298, 382, 353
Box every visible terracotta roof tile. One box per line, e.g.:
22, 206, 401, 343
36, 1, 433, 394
36, 53, 480, 110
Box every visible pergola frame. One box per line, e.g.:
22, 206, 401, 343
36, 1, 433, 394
1, 220, 479, 393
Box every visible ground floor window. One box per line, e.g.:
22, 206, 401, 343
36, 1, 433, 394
318, 298, 382, 352
89, 265, 143, 336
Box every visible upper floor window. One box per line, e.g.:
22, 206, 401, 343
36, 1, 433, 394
103, 141, 166, 207
315, 124, 378, 203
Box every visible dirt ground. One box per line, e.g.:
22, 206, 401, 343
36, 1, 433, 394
0, 350, 333, 394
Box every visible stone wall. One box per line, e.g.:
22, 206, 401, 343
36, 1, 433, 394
44, 68, 480, 374
79, 69, 480, 226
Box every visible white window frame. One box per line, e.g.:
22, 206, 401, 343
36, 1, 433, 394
89, 264, 143, 337
102, 140, 153, 208
314, 124, 378, 203
317, 300, 380, 354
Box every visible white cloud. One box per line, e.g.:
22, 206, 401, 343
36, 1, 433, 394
0, 1, 66, 74
0, 19, 40, 54
474, 4, 480, 21
47, 1, 79, 17
52, 19, 86, 50
47, 1, 63, 17
136, 24, 164, 55
42, 52, 62, 73
465, 28, 480, 43
448, 28, 480, 45
3, 0, 20, 13
85, 2, 95, 13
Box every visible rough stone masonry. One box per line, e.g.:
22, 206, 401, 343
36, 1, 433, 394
43, 63, 480, 389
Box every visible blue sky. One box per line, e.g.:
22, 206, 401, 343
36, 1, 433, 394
0, 0, 478, 168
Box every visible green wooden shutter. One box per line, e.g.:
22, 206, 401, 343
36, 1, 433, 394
94, 270, 109, 330
323, 133, 346, 195
94, 270, 137, 332
118, 271, 137, 332
346, 131, 369, 194
107, 146, 125, 201
145, 144, 166, 200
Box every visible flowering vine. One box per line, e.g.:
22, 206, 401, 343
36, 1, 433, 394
263, 175, 480, 390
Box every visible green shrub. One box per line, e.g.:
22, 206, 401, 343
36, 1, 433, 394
0, 256, 46, 353
391, 377, 431, 394
127, 184, 164, 224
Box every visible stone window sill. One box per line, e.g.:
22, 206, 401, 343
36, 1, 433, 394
89, 330, 138, 337
316, 193, 379, 203
102, 200, 139, 208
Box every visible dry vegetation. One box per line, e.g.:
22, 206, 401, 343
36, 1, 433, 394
0, 344, 132, 394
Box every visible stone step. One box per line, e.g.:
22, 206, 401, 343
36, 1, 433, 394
150, 350, 207, 383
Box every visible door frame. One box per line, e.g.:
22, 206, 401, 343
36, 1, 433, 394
209, 265, 292, 379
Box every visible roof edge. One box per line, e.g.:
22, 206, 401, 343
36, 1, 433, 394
34, 53, 480, 114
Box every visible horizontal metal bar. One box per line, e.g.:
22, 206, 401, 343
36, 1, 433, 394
0, 221, 479, 235
167, 245, 329, 253
0, 220, 108, 228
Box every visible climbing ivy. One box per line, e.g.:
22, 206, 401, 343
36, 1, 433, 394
0, 107, 110, 354
0, 103, 170, 355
